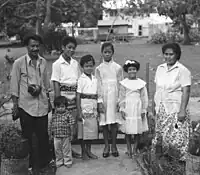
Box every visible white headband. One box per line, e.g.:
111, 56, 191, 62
125, 60, 135, 65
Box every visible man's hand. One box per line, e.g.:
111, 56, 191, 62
121, 111, 126, 120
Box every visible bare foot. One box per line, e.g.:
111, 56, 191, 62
87, 151, 98, 159
82, 152, 90, 160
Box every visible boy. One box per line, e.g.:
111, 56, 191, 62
50, 96, 75, 168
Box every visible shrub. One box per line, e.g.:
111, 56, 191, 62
0, 123, 29, 159
189, 29, 200, 42
149, 32, 167, 44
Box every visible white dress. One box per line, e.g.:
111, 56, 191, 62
95, 60, 123, 126
119, 78, 149, 134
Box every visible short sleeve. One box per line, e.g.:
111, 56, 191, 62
77, 78, 82, 93
154, 67, 159, 83
51, 62, 60, 82
180, 67, 191, 87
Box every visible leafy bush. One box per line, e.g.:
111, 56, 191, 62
189, 29, 200, 42
149, 32, 167, 44
149, 29, 183, 44
43, 27, 67, 52
0, 123, 29, 159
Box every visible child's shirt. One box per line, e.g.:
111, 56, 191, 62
77, 73, 102, 114
50, 111, 75, 138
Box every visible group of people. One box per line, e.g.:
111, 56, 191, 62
10, 33, 191, 172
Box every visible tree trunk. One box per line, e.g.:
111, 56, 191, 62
181, 15, 191, 45
43, 0, 51, 32
35, 0, 42, 35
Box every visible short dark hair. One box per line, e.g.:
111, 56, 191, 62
54, 96, 68, 108
23, 33, 43, 46
80, 54, 95, 67
101, 41, 114, 53
123, 59, 140, 73
162, 42, 181, 60
62, 36, 77, 47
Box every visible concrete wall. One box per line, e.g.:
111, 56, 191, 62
98, 25, 128, 34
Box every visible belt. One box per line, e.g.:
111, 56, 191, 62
80, 93, 97, 100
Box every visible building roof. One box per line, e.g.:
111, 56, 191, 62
98, 20, 129, 26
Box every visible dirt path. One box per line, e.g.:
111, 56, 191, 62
55, 145, 142, 175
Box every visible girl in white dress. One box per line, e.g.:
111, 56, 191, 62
118, 60, 148, 158
95, 42, 123, 158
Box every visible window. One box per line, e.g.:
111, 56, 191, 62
138, 25, 142, 36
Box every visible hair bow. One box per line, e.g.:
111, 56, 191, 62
125, 60, 135, 65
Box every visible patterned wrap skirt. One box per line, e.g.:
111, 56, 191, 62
77, 93, 98, 140
152, 102, 190, 160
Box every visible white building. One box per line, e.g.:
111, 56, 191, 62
102, 0, 173, 37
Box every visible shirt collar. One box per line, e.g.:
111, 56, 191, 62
26, 54, 42, 66
103, 58, 113, 65
160, 61, 180, 72
82, 73, 94, 79
60, 54, 74, 65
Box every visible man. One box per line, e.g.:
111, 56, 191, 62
51, 36, 81, 158
10, 34, 51, 172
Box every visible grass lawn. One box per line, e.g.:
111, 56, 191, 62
0, 41, 200, 98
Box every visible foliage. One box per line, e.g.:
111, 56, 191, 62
188, 121, 200, 156
189, 29, 200, 42
43, 25, 67, 52
0, 123, 29, 159
149, 28, 184, 44
157, 0, 200, 44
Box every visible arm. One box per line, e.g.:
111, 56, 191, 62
178, 68, 191, 122
10, 60, 20, 106
76, 92, 82, 121
76, 78, 82, 120
95, 68, 104, 112
141, 86, 148, 113
180, 86, 190, 112
118, 83, 126, 112
51, 62, 61, 98
95, 68, 103, 103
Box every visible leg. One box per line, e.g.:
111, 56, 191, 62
19, 108, 34, 168
71, 109, 82, 158
110, 123, 119, 157
81, 139, 89, 160
133, 134, 140, 154
125, 134, 132, 158
54, 138, 64, 167
63, 137, 73, 167
86, 142, 98, 159
35, 115, 50, 169
102, 125, 110, 158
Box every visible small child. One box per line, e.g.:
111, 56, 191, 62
118, 60, 148, 158
95, 42, 123, 158
77, 54, 100, 160
50, 96, 75, 168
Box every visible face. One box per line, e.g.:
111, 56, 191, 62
127, 66, 137, 79
27, 39, 40, 58
83, 61, 94, 75
102, 46, 113, 62
62, 42, 76, 58
56, 104, 66, 114
163, 48, 177, 66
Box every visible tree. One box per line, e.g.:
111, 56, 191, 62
157, 0, 200, 45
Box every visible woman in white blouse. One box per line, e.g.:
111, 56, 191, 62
152, 43, 191, 160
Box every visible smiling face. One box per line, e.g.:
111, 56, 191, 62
164, 48, 177, 66
83, 61, 94, 76
102, 46, 113, 62
127, 66, 137, 79
62, 42, 76, 58
27, 39, 40, 59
